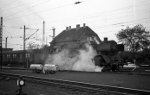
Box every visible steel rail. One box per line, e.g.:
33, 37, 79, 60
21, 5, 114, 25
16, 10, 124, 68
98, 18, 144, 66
1, 72, 150, 95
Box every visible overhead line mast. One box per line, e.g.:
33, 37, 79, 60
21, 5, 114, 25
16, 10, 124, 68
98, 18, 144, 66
0, 17, 3, 70
43, 21, 45, 45
23, 25, 26, 68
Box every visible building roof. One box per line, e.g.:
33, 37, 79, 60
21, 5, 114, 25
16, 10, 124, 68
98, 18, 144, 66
51, 26, 101, 45
2, 48, 13, 52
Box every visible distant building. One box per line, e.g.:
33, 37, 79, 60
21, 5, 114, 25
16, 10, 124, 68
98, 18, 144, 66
50, 24, 101, 53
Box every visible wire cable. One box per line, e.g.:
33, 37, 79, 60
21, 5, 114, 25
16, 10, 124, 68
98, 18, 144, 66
4, 0, 50, 18
4, 2, 79, 22
0, 0, 19, 9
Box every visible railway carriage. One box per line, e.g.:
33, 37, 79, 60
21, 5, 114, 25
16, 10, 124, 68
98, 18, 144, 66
3, 50, 24, 67
3, 50, 34, 67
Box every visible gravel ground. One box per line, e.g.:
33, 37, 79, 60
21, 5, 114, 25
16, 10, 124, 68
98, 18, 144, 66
0, 76, 111, 95
1, 70, 150, 92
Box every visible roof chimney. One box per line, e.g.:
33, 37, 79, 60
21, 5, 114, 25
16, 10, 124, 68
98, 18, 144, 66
68, 26, 71, 30
66, 27, 68, 30
104, 37, 108, 42
83, 23, 86, 27
76, 24, 80, 29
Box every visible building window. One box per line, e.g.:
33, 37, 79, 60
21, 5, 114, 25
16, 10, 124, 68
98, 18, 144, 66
7, 54, 10, 58
26, 53, 30, 58
89, 36, 94, 41
13, 54, 17, 58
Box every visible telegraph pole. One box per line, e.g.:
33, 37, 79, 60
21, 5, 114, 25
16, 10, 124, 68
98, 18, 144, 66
52, 27, 55, 40
43, 21, 45, 45
23, 25, 26, 68
0, 17, 3, 70
5, 37, 8, 48
23, 25, 26, 51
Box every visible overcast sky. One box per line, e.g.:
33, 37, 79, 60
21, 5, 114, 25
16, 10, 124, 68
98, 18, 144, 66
1, 0, 150, 50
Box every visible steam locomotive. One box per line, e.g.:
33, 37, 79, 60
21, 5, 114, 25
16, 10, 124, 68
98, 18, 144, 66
94, 38, 124, 71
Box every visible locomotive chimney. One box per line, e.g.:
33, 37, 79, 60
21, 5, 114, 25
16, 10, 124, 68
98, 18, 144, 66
104, 37, 108, 42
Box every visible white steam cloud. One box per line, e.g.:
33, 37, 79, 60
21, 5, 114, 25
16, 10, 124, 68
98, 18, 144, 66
45, 43, 103, 72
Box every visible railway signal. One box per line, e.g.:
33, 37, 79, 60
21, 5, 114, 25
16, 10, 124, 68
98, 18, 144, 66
17, 77, 25, 95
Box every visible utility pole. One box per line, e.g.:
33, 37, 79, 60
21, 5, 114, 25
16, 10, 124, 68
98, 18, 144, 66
22, 26, 39, 68
23, 25, 26, 52
46, 37, 47, 45
0, 17, 3, 70
23, 25, 26, 68
43, 21, 45, 45
5, 37, 8, 48
52, 27, 55, 40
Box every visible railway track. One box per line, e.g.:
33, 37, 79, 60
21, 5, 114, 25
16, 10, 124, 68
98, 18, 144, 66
1, 72, 150, 95
2, 66, 29, 70
2, 66, 150, 77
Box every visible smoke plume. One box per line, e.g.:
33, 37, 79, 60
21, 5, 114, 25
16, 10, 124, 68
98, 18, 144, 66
45, 43, 103, 72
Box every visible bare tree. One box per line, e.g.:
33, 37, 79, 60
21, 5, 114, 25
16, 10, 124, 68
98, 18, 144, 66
116, 24, 150, 52
27, 42, 40, 50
